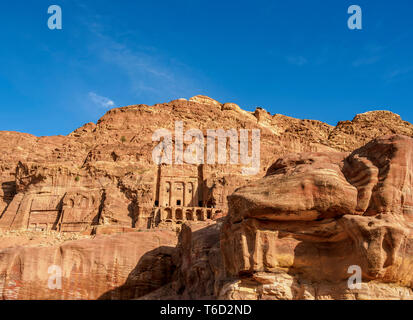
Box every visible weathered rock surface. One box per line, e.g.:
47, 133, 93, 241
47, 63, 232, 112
220, 135, 413, 299
0, 230, 177, 300
1, 96, 413, 300
2, 98, 413, 236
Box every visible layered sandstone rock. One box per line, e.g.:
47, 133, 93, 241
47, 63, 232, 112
0, 230, 177, 300
1, 97, 413, 235
1, 96, 413, 300
220, 135, 413, 299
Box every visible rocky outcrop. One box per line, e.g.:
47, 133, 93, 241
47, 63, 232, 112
0, 230, 177, 300
2, 97, 413, 236
220, 135, 413, 299
1, 96, 413, 300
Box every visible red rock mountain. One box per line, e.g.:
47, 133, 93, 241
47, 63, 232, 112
0, 95, 413, 300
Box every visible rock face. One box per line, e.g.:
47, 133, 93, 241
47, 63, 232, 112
1, 96, 413, 300
220, 135, 413, 299
0, 230, 177, 300
1, 98, 413, 235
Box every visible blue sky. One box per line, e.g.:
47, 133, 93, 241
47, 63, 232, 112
0, 0, 412, 136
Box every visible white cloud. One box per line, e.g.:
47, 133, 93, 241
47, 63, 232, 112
286, 56, 307, 66
75, 11, 201, 101
352, 44, 383, 67
70, 3, 207, 103
96, 36, 197, 99
386, 67, 413, 80
352, 56, 381, 67
88, 92, 115, 109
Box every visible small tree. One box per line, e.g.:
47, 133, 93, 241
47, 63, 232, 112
121, 136, 127, 143
75, 176, 80, 182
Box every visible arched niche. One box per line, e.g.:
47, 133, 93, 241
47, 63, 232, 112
185, 209, 193, 221
196, 209, 204, 221
175, 208, 183, 221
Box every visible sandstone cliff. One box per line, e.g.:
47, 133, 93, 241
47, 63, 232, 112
1, 96, 413, 300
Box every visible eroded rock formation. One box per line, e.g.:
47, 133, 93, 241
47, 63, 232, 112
220, 135, 413, 299
1, 96, 413, 299
0, 230, 177, 300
